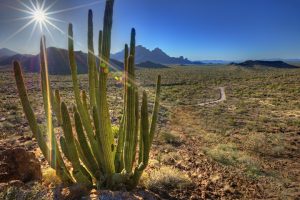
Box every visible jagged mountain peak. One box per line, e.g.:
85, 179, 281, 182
111, 45, 192, 64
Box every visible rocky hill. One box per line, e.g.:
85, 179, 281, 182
111, 45, 194, 65
232, 60, 298, 69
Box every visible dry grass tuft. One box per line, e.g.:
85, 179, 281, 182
204, 143, 264, 178
141, 166, 192, 190
160, 131, 182, 146
42, 168, 61, 186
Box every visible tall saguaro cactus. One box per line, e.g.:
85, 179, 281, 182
13, 0, 161, 190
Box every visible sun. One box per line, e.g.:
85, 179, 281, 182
33, 9, 47, 23
1, 0, 106, 46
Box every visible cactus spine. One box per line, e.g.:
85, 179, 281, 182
13, 0, 161, 189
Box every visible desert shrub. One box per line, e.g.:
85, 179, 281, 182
246, 133, 285, 156
161, 131, 182, 146
0, 183, 47, 200
42, 168, 61, 186
161, 151, 182, 164
205, 143, 263, 178
205, 143, 240, 165
141, 166, 192, 190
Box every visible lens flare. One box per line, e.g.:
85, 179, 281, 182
33, 10, 47, 23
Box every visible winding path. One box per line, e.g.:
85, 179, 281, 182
197, 87, 226, 106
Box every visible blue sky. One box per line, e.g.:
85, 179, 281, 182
0, 0, 299, 60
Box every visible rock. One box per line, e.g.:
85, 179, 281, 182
223, 184, 235, 193
8, 180, 25, 187
0, 145, 42, 183
94, 190, 160, 200
54, 184, 89, 200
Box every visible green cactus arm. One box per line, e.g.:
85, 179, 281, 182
141, 91, 150, 166
40, 36, 56, 168
78, 164, 93, 183
14, 61, 49, 160
74, 139, 98, 179
40, 38, 70, 182
88, 10, 96, 108
124, 29, 137, 172
124, 55, 136, 173
123, 44, 129, 120
74, 139, 88, 168
98, 30, 103, 72
149, 75, 161, 144
138, 125, 144, 164
114, 44, 129, 173
95, 30, 102, 113
54, 89, 62, 125
68, 23, 103, 165
114, 116, 125, 173
92, 106, 114, 175
13, 61, 72, 183
130, 30, 136, 162
95, 30, 101, 132
124, 44, 129, 80
130, 162, 144, 189
68, 23, 94, 137
61, 102, 93, 186
74, 110, 101, 177
132, 90, 139, 167
48, 88, 61, 127
129, 28, 136, 63
129, 92, 150, 188
96, 0, 116, 175
81, 90, 88, 111
60, 136, 71, 161
60, 103, 81, 164
55, 144, 74, 183
101, 0, 114, 64
96, 30, 102, 81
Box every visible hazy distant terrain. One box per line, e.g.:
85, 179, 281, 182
0, 48, 17, 58
232, 60, 299, 69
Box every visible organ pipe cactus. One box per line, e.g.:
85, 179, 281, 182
13, 0, 161, 189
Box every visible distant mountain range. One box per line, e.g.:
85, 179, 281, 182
0, 48, 17, 57
111, 45, 198, 65
0, 46, 194, 74
0, 46, 178, 74
1, 47, 299, 74
0, 47, 124, 74
232, 60, 299, 69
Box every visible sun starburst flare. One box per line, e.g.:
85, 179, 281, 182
1, 0, 106, 46
33, 9, 46, 23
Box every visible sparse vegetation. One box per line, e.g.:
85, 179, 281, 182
42, 168, 61, 186
141, 166, 192, 190
0, 183, 47, 200
1, 64, 299, 198
160, 131, 182, 146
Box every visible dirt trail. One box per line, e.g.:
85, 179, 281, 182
198, 87, 226, 106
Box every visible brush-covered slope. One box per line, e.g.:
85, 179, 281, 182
233, 60, 298, 68
136, 61, 169, 68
